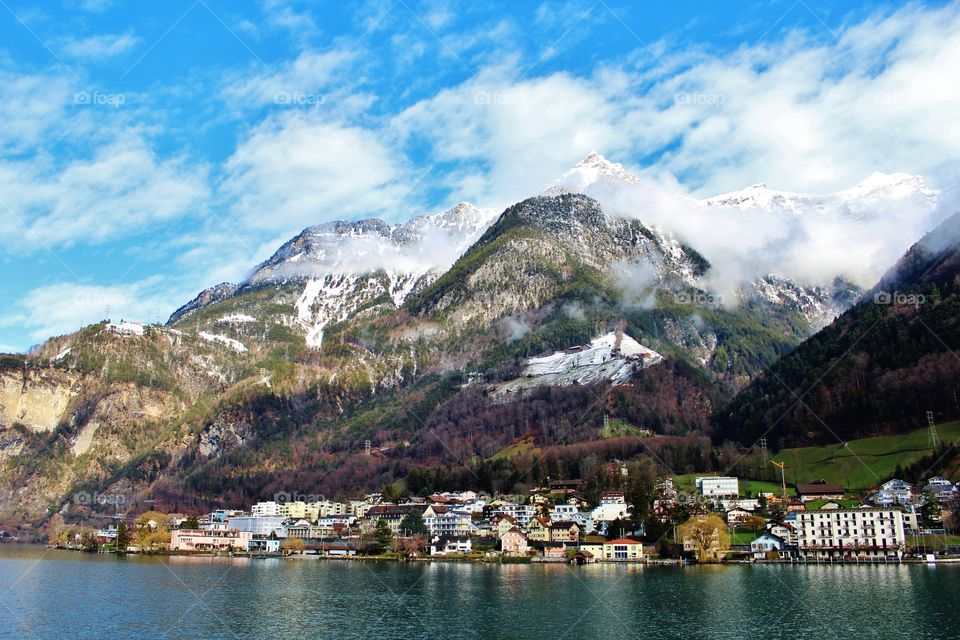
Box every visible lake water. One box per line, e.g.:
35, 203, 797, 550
0, 545, 957, 639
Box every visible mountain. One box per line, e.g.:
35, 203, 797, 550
168, 282, 238, 325
168, 203, 497, 348
546, 153, 942, 330
718, 211, 960, 448
704, 172, 938, 219
0, 153, 948, 529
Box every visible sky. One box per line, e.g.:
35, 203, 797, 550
0, 0, 959, 352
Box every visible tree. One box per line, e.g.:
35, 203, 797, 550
116, 521, 131, 551
745, 515, 767, 535
678, 514, 729, 563
374, 519, 393, 550
135, 511, 171, 550
399, 512, 429, 537
281, 538, 305, 555
79, 527, 98, 552
181, 515, 200, 530
921, 494, 943, 527
45, 514, 66, 546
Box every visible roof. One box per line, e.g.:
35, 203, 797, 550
550, 520, 578, 529
797, 482, 845, 495
365, 505, 420, 517
752, 532, 785, 543
605, 537, 641, 545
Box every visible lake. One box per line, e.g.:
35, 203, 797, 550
0, 545, 957, 639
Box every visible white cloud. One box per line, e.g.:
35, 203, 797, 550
397, 3, 960, 203
0, 70, 72, 153
394, 65, 629, 207
61, 33, 138, 60
222, 49, 357, 108
1, 278, 186, 345
221, 111, 408, 234
0, 138, 208, 250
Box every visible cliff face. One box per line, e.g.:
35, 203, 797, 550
0, 367, 81, 433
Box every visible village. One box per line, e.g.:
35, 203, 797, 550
51, 472, 960, 565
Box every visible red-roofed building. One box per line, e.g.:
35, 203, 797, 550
602, 538, 644, 562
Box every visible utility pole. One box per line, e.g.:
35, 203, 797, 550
927, 411, 939, 447
760, 438, 768, 472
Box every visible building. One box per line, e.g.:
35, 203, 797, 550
226, 515, 287, 538
500, 528, 530, 556
871, 479, 914, 506
601, 538, 645, 562
923, 476, 957, 502
750, 532, 788, 559
170, 529, 252, 552
726, 508, 753, 526
277, 501, 314, 520
592, 493, 629, 522
424, 508, 476, 537
493, 503, 536, 526
766, 521, 797, 546
796, 481, 846, 502
549, 505, 595, 532
549, 479, 582, 494
794, 508, 906, 559
251, 501, 280, 517
361, 505, 421, 534
695, 476, 739, 499
349, 500, 371, 518
249, 537, 281, 553
549, 521, 580, 543
526, 517, 552, 542
430, 536, 472, 556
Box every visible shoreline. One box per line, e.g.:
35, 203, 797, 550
36, 544, 960, 566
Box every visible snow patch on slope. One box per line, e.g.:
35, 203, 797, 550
199, 331, 248, 353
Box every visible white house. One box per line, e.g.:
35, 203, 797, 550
493, 504, 536, 526
592, 493, 629, 522
696, 476, 739, 499
750, 532, 787, 559
430, 536, 472, 556
251, 501, 280, 517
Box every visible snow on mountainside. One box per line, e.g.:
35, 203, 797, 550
494, 330, 663, 397
705, 172, 939, 219
251, 202, 498, 347
545, 152, 941, 329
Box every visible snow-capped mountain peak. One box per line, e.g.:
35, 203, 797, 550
704, 172, 938, 214
241, 201, 499, 348
544, 151, 641, 196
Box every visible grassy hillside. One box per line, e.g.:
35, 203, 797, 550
773, 421, 960, 490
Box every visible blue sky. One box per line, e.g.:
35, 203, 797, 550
0, 0, 958, 351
